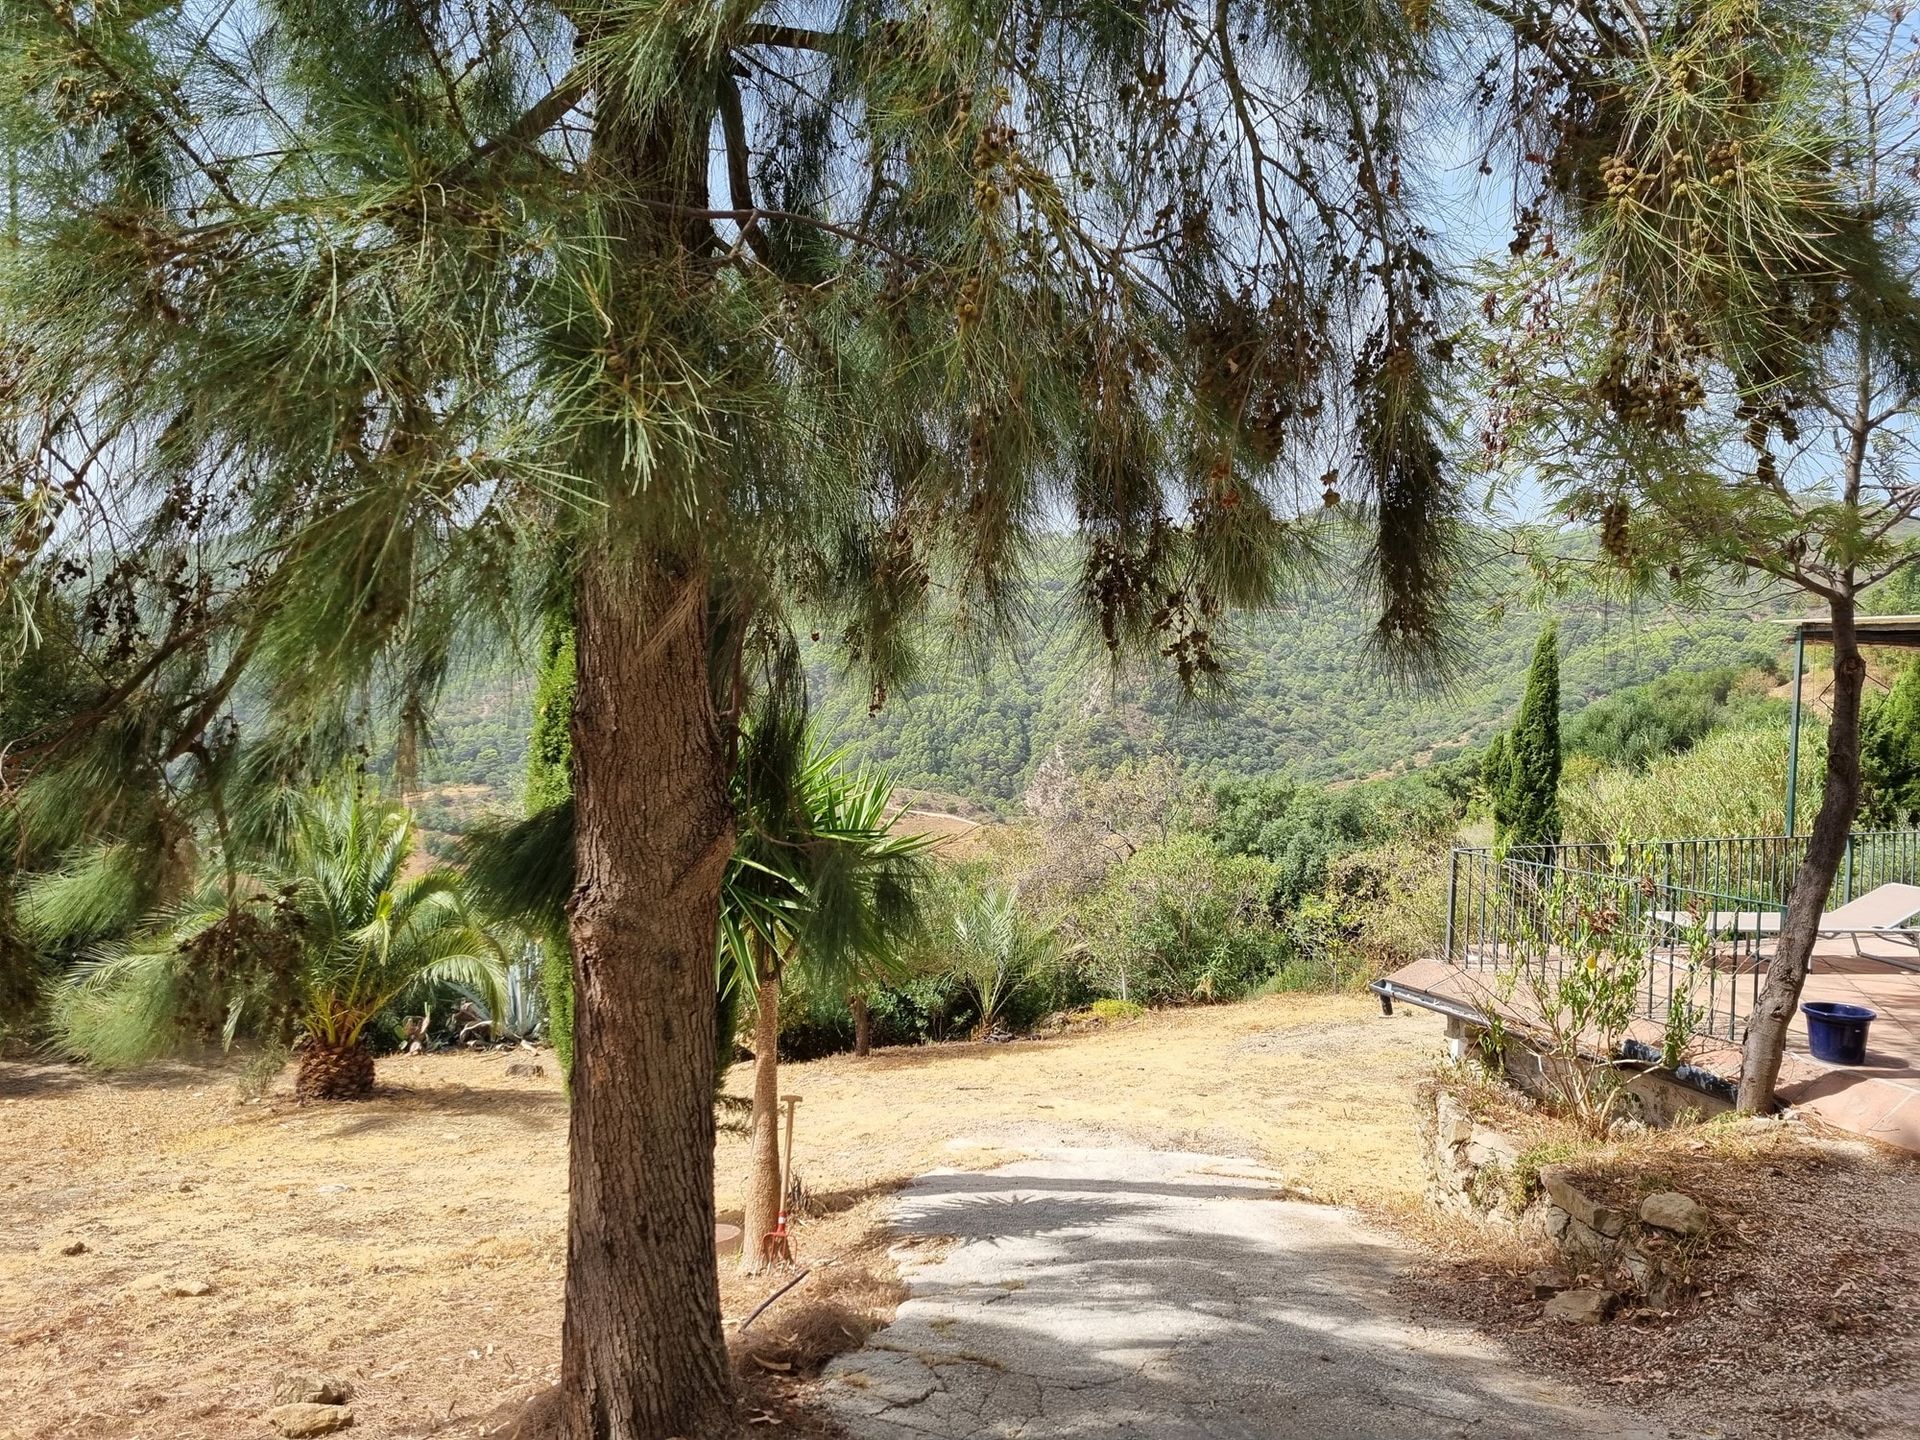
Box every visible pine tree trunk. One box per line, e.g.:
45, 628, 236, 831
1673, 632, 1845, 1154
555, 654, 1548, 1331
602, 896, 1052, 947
294, 1038, 374, 1101
560, 550, 735, 1440
851, 992, 872, 1057
1738, 598, 1866, 1112
741, 953, 784, 1274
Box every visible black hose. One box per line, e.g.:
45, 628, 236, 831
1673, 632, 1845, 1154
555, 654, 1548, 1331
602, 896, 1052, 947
740, 1267, 812, 1330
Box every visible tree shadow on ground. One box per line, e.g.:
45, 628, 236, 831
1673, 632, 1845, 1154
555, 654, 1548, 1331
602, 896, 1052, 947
0, 1056, 234, 1100
312, 1078, 569, 1138
820, 1162, 1670, 1440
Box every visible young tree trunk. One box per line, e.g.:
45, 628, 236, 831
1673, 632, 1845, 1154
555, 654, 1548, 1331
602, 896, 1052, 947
741, 950, 784, 1273
1738, 598, 1866, 1112
560, 550, 736, 1440
850, 992, 872, 1057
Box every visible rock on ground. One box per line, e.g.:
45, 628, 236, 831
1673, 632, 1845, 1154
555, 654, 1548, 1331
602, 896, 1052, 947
1638, 1190, 1709, 1237
821, 1142, 1667, 1440
272, 1372, 353, 1406
265, 1401, 354, 1436
1544, 1288, 1616, 1326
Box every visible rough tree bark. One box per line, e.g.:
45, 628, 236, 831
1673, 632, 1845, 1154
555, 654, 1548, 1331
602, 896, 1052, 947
850, 992, 872, 1057
561, 550, 736, 1440
741, 946, 784, 1273
1737, 597, 1865, 1112
294, 1039, 375, 1101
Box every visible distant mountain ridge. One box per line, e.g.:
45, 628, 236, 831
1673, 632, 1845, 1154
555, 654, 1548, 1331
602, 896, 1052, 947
804, 569, 1785, 809
412, 547, 1789, 819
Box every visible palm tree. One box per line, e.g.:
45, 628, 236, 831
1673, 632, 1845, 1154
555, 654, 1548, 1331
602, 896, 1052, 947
724, 709, 931, 1273
45, 787, 506, 1100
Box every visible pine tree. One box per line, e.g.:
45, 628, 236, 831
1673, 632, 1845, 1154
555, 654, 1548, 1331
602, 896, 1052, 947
2, 0, 1812, 1428
1468, 0, 1920, 1111
1503, 626, 1562, 850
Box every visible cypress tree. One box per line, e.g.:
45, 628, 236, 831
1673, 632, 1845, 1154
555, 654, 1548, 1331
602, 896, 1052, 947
1481, 730, 1512, 839
1504, 625, 1562, 850
525, 612, 577, 816
525, 611, 578, 1075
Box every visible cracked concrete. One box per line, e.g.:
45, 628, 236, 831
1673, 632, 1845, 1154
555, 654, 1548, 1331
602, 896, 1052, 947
820, 1141, 1684, 1439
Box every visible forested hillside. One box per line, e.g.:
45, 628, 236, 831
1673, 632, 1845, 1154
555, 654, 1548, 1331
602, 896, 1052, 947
803, 558, 1785, 808
412, 541, 1787, 817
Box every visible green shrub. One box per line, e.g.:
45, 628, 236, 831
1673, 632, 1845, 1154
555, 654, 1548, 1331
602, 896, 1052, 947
1070, 834, 1293, 1004
1088, 997, 1144, 1022
1861, 656, 1920, 826
1509, 1140, 1584, 1210
1565, 663, 1773, 770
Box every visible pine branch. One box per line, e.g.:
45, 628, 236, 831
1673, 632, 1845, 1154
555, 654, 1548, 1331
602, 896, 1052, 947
641, 202, 923, 266
715, 72, 775, 270
738, 24, 853, 54
462, 71, 588, 172
32, 0, 243, 210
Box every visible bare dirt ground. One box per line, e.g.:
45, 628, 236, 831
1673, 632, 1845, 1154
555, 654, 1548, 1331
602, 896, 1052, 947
10, 994, 1911, 1440
0, 994, 1436, 1440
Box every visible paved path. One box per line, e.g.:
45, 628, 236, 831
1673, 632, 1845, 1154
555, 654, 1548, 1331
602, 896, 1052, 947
820, 1142, 1679, 1440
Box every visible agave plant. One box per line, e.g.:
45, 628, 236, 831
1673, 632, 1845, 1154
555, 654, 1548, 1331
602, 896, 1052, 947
44, 787, 506, 1100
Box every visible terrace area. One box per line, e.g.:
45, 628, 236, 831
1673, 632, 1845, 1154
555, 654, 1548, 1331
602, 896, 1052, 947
1376, 831, 1920, 1151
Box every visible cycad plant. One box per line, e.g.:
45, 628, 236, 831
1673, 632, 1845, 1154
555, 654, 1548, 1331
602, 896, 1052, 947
44, 788, 506, 1101
933, 881, 1058, 1040
725, 705, 931, 1273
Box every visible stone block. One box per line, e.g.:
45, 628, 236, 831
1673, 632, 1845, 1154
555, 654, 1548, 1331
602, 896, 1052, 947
1544, 1288, 1615, 1325
1638, 1190, 1709, 1237
1539, 1166, 1624, 1238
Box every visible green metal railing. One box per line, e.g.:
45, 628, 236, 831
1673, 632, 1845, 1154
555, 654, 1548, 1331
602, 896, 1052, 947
1442, 830, 1920, 1044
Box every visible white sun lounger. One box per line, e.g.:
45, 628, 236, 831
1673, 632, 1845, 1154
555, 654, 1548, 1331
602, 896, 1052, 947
1653, 882, 1920, 970
1651, 908, 1782, 940
1816, 882, 1920, 962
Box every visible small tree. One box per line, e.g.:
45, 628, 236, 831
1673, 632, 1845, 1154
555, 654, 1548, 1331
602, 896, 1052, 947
1467, 1, 1920, 1111
724, 710, 930, 1273
1502, 625, 1563, 850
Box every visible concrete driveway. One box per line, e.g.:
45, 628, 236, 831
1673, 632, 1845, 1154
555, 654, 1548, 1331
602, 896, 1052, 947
820, 1142, 1679, 1440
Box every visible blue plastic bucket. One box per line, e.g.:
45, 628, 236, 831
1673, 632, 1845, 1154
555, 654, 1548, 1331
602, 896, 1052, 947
1802, 1002, 1877, 1066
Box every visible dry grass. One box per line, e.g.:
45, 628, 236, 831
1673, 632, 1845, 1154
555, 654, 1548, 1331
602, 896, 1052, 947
0, 992, 1434, 1439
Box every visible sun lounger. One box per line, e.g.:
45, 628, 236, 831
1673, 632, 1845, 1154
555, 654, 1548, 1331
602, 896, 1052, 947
1815, 882, 1920, 964
1651, 908, 1782, 940
1653, 883, 1920, 971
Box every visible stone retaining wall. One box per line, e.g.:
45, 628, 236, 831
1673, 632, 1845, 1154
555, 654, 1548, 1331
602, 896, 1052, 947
1418, 1085, 1709, 1311
1421, 1086, 1527, 1227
